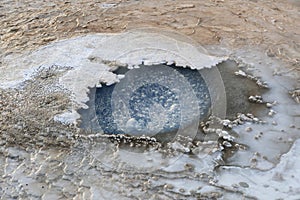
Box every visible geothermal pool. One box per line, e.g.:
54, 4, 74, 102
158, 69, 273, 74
0, 30, 299, 199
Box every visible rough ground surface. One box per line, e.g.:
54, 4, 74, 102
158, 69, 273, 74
0, 0, 300, 200
0, 0, 299, 65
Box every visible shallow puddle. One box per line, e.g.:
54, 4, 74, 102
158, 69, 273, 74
216, 60, 268, 119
